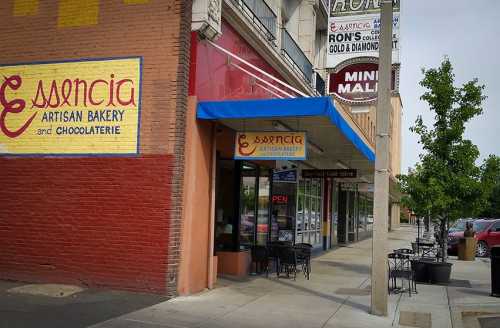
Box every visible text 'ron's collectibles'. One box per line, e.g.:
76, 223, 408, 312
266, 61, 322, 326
0, 57, 142, 155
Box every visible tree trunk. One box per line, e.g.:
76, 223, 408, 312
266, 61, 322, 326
440, 218, 448, 262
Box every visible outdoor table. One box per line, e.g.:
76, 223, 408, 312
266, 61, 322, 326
417, 241, 436, 257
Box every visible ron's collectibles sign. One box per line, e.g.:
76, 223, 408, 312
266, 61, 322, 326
327, 0, 400, 68
235, 131, 307, 160
0, 57, 141, 155
329, 60, 396, 104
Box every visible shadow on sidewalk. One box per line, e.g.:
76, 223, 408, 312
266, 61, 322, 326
454, 288, 491, 297
274, 279, 371, 313
316, 260, 371, 275
0, 283, 167, 328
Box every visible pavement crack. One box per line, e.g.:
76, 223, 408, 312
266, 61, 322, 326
390, 293, 403, 327
447, 285, 455, 328
319, 276, 371, 328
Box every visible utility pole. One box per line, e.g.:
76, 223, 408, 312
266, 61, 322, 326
371, 0, 393, 316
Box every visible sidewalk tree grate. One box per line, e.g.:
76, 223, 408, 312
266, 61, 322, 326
399, 311, 432, 328
478, 316, 500, 328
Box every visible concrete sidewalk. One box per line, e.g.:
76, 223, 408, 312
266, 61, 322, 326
87, 225, 500, 328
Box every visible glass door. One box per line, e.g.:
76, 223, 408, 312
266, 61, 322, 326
239, 162, 272, 249
240, 163, 257, 248
256, 172, 270, 245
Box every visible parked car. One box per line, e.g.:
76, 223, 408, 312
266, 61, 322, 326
448, 219, 500, 257
447, 219, 476, 253
449, 218, 473, 232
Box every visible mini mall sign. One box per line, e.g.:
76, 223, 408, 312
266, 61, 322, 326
329, 60, 396, 105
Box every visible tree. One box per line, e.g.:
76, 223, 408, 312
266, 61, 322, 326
479, 155, 500, 218
398, 58, 486, 262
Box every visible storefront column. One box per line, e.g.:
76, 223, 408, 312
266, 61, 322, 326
371, 0, 393, 316
390, 202, 400, 231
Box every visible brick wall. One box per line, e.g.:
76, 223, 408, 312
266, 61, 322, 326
0, 0, 191, 295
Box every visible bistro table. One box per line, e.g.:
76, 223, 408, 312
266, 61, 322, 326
417, 241, 436, 257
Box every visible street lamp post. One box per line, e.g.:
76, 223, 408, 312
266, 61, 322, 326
370, 0, 394, 317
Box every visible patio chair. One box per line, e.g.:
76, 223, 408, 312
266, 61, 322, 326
294, 243, 312, 280
388, 252, 417, 296
277, 246, 297, 280
267, 242, 283, 274
251, 246, 269, 277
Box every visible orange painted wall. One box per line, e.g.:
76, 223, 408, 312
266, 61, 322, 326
178, 96, 214, 295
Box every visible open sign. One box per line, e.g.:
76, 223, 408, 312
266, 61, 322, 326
272, 195, 288, 204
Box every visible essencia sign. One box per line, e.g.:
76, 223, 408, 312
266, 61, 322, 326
0, 57, 141, 155
235, 131, 307, 160
329, 61, 396, 104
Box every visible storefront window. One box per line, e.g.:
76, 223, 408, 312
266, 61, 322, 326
331, 181, 339, 246
256, 174, 270, 245
296, 178, 322, 247
214, 158, 237, 251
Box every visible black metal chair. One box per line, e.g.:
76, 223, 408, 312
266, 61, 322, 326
388, 252, 417, 296
277, 246, 297, 280
267, 242, 283, 274
251, 246, 269, 277
294, 243, 312, 280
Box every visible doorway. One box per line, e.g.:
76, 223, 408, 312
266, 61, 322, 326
214, 160, 273, 252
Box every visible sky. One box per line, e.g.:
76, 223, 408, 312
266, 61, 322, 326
399, 1, 500, 173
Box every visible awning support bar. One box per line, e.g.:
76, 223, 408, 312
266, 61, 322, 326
207, 40, 309, 98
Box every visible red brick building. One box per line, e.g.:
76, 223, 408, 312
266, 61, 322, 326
0, 0, 192, 296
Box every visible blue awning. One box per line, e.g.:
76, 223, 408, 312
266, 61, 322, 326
197, 97, 375, 162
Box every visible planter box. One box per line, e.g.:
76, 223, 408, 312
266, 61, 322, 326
427, 262, 453, 284
411, 258, 436, 283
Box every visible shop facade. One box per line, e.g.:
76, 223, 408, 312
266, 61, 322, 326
0, 0, 399, 298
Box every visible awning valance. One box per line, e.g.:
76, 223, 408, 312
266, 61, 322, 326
197, 97, 375, 162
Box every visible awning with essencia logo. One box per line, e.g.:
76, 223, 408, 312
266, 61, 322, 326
196, 96, 375, 163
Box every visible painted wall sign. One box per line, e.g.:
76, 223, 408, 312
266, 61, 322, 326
327, 0, 400, 68
302, 169, 357, 179
235, 131, 307, 160
329, 61, 396, 104
272, 169, 297, 183
0, 57, 142, 155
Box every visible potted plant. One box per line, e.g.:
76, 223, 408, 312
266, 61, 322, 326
399, 58, 487, 284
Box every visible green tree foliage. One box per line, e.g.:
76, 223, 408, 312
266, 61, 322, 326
398, 58, 486, 261
479, 155, 500, 218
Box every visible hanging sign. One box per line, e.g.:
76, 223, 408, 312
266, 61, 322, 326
0, 57, 142, 155
235, 131, 307, 160
273, 169, 297, 183
329, 60, 397, 104
327, 0, 400, 68
302, 169, 357, 179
